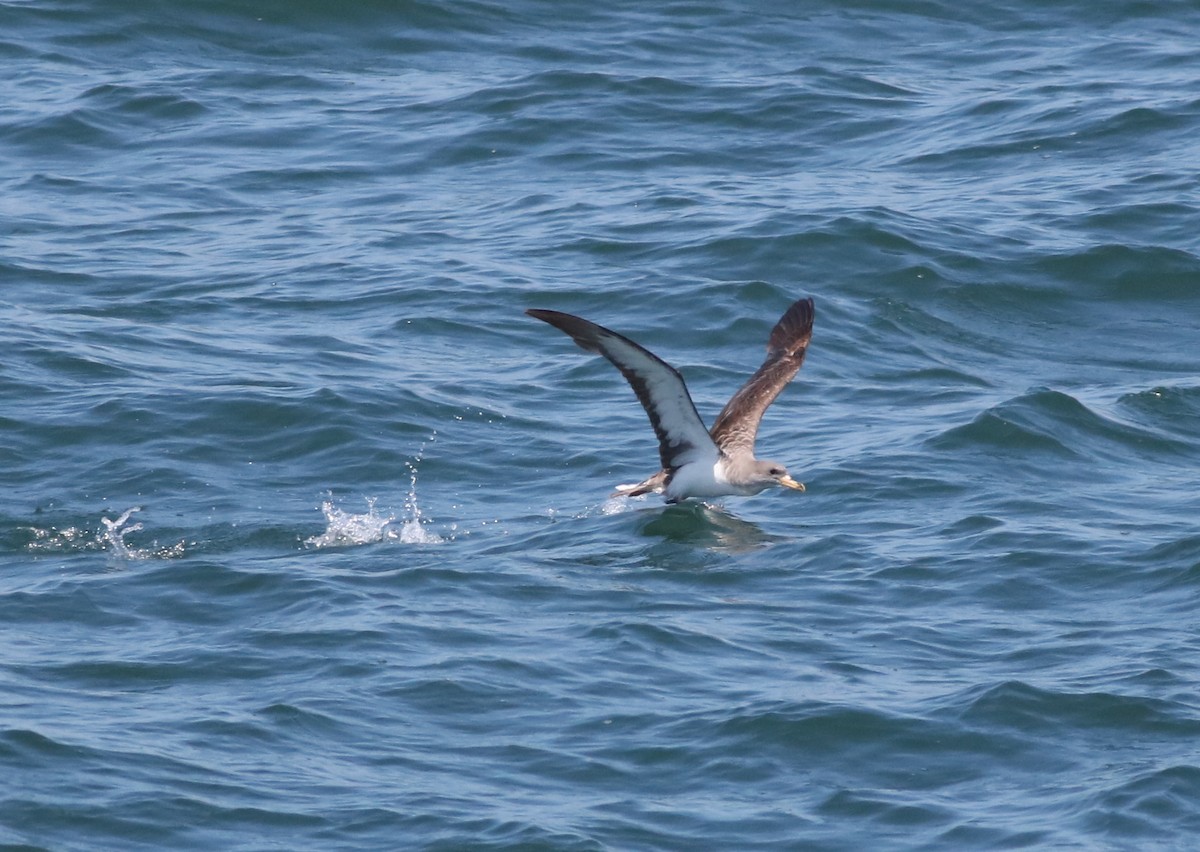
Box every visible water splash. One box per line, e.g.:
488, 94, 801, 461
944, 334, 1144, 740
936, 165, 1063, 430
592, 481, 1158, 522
100, 506, 144, 559
26, 524, 93, 553
599, 496, 636, 515
306, 434, 445, 548
96, 507, 185, 560
25, 507, 184, 559
399, 440, 443, 544
305, 497, 395, 548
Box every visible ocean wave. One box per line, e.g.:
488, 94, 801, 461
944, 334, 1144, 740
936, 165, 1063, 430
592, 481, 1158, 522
929, 387, 1192, 464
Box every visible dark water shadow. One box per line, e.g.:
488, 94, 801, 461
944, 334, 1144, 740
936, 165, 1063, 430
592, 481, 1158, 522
633, 501, 786, 553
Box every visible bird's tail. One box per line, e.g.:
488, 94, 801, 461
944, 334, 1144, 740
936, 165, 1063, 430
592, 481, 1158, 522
611, 470, 668, 498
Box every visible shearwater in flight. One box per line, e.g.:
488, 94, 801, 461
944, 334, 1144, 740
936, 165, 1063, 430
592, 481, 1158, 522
526, 297, 814, 504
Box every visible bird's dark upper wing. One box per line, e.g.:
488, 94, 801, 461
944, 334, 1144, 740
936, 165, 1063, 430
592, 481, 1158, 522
708, 297, 814, 457
526, 309, 718, 472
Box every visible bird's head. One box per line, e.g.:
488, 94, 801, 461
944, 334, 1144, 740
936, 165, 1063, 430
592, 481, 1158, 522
756, 460, 805, 493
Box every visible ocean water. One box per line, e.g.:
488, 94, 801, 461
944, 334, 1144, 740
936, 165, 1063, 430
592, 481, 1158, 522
3, 0, 1200, 848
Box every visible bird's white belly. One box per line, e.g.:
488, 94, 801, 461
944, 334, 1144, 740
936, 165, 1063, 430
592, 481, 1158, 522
665, 459, 754, 501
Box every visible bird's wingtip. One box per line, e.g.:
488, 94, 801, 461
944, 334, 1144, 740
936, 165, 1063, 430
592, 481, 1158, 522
768, 296, 815, 353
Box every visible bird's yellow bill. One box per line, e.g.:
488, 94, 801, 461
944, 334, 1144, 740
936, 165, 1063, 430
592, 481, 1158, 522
779, 475, 805, 491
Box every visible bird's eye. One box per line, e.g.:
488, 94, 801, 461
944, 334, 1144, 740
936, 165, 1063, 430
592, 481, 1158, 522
770, 467, 784, 476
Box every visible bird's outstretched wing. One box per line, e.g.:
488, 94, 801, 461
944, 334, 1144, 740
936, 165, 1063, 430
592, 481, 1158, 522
526, 309, 718, 472
709, 297, 814, 457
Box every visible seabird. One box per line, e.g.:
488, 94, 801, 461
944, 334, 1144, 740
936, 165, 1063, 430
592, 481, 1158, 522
526, 296, 814, 503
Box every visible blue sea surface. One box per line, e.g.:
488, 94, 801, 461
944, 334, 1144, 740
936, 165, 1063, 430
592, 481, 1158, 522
3, 1, 1200, 849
